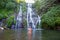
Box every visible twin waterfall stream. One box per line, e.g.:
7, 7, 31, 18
15, 3, 42, 40
27, 3, 41, 29
16, 3, 41, 29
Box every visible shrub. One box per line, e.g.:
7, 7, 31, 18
55, 17, 60, 26
6, 16, 14, 28
0, 10, 8, 20
41, 5, 60, 29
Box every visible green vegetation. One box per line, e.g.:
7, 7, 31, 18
41, 5, 60, 29
0, 9, 14, 20
33, 0, 60, 30
33, 0, 55, 15
0, 0, 60, 29
0, 0, 18, 9
0, 0, 20, 28
0, 0, 26, 28
20, 1, 27, 13
6, 16, 16, 28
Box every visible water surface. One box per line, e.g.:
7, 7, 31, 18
0, 29, 60, 40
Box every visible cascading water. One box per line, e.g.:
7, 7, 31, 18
15, 0, 41, 29
26, 3, 41, 29
16, 5, 23, 29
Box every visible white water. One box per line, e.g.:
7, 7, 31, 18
26, 3, 41, 29
25, 0, 41, 29
16, 0, 41, 29
16, 5, 23, 28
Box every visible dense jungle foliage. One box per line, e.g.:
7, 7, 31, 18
0, 0, 60, 30
0, 0, 20, 28
33, 0, 60, 30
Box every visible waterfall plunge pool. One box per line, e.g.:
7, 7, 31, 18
0, 29, 60, 40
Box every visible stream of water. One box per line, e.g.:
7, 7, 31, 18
16, 5, 23, 29
26, 0, 41, 29
16, 2, 41, 29
27, 3, 41, 29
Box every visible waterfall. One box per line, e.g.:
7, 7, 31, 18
26, 3, 41, 29
16, 5, 23, 29
15, 0, 41, 29
25, 0, 41, 29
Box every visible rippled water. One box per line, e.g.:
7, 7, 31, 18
0, 29, 60, 40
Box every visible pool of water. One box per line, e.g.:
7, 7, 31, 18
0, 29, 60, 40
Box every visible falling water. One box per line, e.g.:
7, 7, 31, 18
16, 4, 23, 29
26, 3, 41, 29
15, 0, 41, 29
